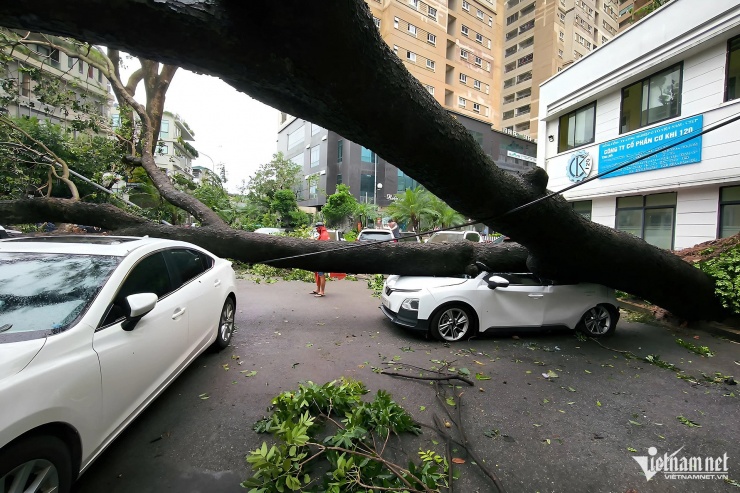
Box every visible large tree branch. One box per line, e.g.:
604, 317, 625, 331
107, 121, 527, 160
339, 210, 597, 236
0, 1, 726, 320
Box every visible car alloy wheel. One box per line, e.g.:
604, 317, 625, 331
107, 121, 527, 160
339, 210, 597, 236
214, 298, 235, 350
431, 304, 475, 342
0, 436, 72, 493
579, 304, 616, 337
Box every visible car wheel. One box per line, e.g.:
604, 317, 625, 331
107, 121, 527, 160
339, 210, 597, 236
213, 297, 235, 350
430, 303, 477, 342
0, 435, 73, 493
578, 304, 617, 337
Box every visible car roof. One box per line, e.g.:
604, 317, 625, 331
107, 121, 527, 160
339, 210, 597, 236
0, 235, 196, 257
359, 229, 392, 233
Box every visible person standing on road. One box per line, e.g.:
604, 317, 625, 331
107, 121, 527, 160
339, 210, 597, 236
387, 219, 400, 240
312, 222, 331, 297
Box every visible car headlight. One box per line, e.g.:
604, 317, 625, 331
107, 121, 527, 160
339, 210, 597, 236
401, 298, 419, 311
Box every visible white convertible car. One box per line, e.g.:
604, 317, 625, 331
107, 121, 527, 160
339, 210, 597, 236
0, 235, 237, 493
380, 263, 619, 342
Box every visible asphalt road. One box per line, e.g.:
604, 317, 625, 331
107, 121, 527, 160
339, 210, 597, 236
72, 277, 740, 493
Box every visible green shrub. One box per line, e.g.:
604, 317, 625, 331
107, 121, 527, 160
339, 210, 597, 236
696, 244, 740, 315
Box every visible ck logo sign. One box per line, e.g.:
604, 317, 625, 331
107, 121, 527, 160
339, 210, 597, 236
566, 150, 593, 183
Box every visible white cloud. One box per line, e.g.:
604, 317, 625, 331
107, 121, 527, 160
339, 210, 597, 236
115, 54, 279, 193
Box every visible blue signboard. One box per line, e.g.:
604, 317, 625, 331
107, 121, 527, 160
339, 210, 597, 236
598, 115, 703, 178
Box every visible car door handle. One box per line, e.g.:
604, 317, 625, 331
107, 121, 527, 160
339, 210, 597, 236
172, 307, 187, 320
214, 279, 221, 288
528, 294, 544, 299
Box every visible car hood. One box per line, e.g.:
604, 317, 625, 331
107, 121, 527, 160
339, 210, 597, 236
0, 337, 46, 382
388, 276, 469, 290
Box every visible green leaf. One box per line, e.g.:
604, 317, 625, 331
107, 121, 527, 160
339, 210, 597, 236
475, 372, 491, 380
419, 406, 426, 411
677, 415, 701, 427
458, 367, 471, 376
627, 447, 638, 453
446, 397, 456, 406
596, 400, 602, 407
629, 420, 642, 426
199, 393, 209, 400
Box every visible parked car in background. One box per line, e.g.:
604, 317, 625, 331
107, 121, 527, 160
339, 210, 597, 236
0, 236, 237, 492
253, 227, 286, 235
426, 230, 481, 244
380, 262, 619, 342
0, 226, 21, 239
357, 228, 396, 243
398, 231, 423, 243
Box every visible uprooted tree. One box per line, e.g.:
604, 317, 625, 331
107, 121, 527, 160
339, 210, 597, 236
0, 1, 731, 321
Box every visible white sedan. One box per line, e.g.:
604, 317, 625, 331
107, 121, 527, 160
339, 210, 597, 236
380, 263, 619, 342
0, 235, 237, 493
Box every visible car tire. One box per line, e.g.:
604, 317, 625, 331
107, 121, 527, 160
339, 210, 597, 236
577, 304, 617, 337
0, 435, 73, 493
430, 303, 477, 342
213, 297, 235, 350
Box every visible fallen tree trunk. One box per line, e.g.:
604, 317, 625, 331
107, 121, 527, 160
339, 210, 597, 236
0, 1, 728, 321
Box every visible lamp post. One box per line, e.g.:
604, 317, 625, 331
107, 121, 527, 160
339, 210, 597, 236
199, 151, 216, 172
373, 151, 378, 204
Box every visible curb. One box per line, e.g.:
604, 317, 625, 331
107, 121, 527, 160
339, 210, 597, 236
618, 299, 740, 343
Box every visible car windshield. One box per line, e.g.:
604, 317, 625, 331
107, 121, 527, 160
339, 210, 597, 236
0, 252, 120, 337
359, 232, 392, 241
427, 232, 463, 243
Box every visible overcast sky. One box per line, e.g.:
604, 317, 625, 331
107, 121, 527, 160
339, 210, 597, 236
118, 55, 279, 193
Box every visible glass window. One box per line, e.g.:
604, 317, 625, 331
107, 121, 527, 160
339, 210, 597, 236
397, 170, 419, 193
111, 115, 121, 128
558, 102, 596, 152
460, 73, 467, 84
156, 142, 169, 155
166, 249, 209, 288
290, 153, 303, 168
428, 33, 436, 45
428, 7, 437, 18
620, 63, 682, 133
616, 193, 676, 249
311, 123, 322, 135
427, 59, 435, 69
462, 25, 469, 36
726, 36, 740, 101
310, 145, 320, 168
159, 120, 169, 138
406, 51, 416, 62
337, 140, 343, 163
719, 185, 740, 238
337, 174, 342, 185
0, 253, 120, 336
360, 173, 375, 203
287, 124, 305, 149
361, 146, 376, 163
571, 200, 592, 220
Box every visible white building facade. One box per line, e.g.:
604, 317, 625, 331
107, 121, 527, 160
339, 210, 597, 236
537, 0, 740, 251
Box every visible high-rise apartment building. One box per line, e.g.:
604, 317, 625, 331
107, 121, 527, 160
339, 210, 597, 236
368, 0, 502, 122
500, 0, 619, 139
616, 0, 665, 32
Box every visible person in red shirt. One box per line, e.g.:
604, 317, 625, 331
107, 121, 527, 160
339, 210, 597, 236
312, 222, 331, 297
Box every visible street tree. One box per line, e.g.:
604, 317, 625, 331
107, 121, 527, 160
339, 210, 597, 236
321, 184, 359, 228
0, 1, 730, 321
385, 187, 435, 233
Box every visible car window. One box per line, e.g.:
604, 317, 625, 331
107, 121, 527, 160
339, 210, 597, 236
465, 232, 481, 242
497, 273, 543, 286
427, 232, 461, 243
166, 248, 210, 288
359, 232, 392, 241
100, 252, 171, 327
0, 252, 120, 337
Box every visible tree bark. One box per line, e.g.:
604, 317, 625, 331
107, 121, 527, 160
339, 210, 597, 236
0, 1, 727, 321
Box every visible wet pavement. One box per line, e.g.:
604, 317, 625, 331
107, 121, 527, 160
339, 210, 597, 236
72, 278, 740, 493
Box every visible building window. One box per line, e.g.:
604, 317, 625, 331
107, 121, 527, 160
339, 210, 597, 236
393, 45, 399, 55
558, 101, 596, 153
458, 96, 466, 108
88, 65, 94, 78
397, 170, 419, 193
360, 173, 375, 203
310, 145, 320, 168
337, 174, 343, 185
373, 16, 381, 28
49, 48, 60, 68
290, 154, 304, 168
726, 36, 740, 101
474, 56, 482, 67
425, 84, 435, 95
621, 63, 682, 134
67, 56, 75, 69
97, 69, 103, 82
476, 33, 484, 43
408, 24, 417, 36
428, 7, 437, 19
78, 60, 83, 74
507, 13, 519, 25
462, 0, 470, 11
287, 124, 305, 149
474, 80, 481, 90
156, 142, 169, 155
719, 185, 740, 238
309, 175, 319, 200
312, 123, 322, 135
503, 94, 515, 104
558, 49, 563, 58
473, 103, 481, 113
461, 49, 469, 60
337, 140, 343, 163
409, 0, 419, 8
571, 200, 592, 220
616, 193, 677, 250
394, 17, 399, 28
426, 59, 435, 70
361, 146, 376, 163
159, 120, 170, 139
477, 9, 484, 19
20, 72, 30, 97
460, 73, 468, 84
559, 30, 565, 41
428, 33, 436, 45
406, 51, 416, 62
461, 25, 469, 36
111, 114, 120, 128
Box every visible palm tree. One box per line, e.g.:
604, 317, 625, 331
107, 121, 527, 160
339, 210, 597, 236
385, 187, 436, 232
354, 201, 379, 229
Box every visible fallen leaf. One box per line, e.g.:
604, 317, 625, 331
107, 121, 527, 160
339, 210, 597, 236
222, 364, 229, 371
596, 400, 602, 407
420, 406, 426, 411
474, 360, 486, 365
198, 393, 209, 400
452, 458, 465, 464
446, 397, 456, 406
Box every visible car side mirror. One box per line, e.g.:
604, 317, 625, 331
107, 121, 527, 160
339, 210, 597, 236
486, 275, 510, 290
122, 292, 158, 331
